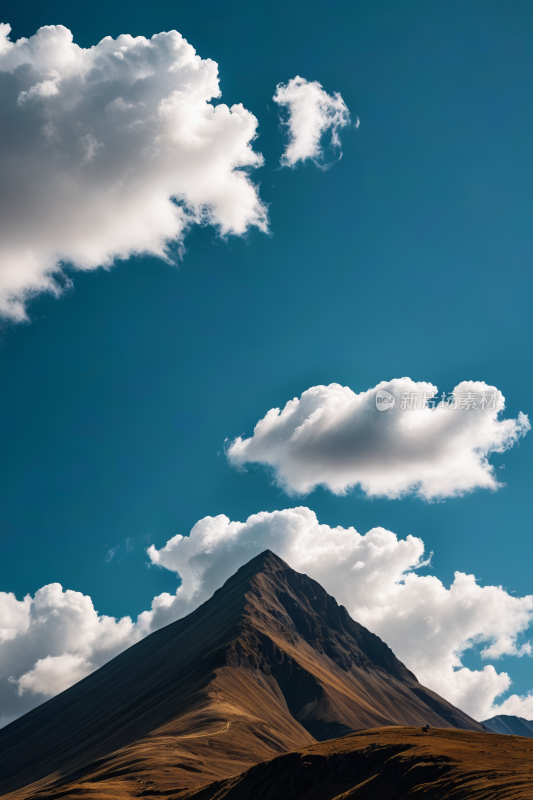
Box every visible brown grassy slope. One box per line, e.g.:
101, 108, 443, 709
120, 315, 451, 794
184, 726, 533, 800
17, 666, 314, 800
0, 552, 486, 800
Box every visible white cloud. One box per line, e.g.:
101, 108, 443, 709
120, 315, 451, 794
227, 379, 530, 499
0, 592, 31, 643
2, 508, 532, 725
12, 654, 91, 697
273, 76, 351, 167
0, 23, 267, 321
491, 690, 533, 719
105, 545, 119, 562
0, 583, 144, 714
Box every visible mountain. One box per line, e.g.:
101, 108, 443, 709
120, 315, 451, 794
482, 714, 533, 738
181, 726, 533, 800
0, 550, 485, 800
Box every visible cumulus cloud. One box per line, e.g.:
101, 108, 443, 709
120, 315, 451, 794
0, 591, 31, 643
491, 690, 533, 719
273, 76, 351, 167
0, 583, 145, 722
2, 508, 532, 725
227, 379, 530, 499
0, 23, 267, 321
13, 654, 92, 697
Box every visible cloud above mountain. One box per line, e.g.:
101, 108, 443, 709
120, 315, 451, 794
273, 76, 351, 167
0, 23, 267, 321
226, 379, 530, 499
2, 508, 532, 726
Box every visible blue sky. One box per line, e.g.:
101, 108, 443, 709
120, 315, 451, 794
1, 0, 532, 722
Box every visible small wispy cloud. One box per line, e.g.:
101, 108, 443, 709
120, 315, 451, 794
273, 76, 351, 168
104, 546, 119, 563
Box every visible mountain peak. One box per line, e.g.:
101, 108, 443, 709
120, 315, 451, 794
481, 714, 533, 737
228, 548, 289, 578
221, 548, 418, 686
0, 551, 486, 800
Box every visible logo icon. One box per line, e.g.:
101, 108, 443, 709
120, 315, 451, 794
375, 390, 395, 411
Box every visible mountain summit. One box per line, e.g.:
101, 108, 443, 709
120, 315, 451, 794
0, 551, 484, 800
481, 714, 533, 738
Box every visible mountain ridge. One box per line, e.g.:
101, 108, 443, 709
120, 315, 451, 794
481, 714, 533, 738
181, 726, 533, 800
